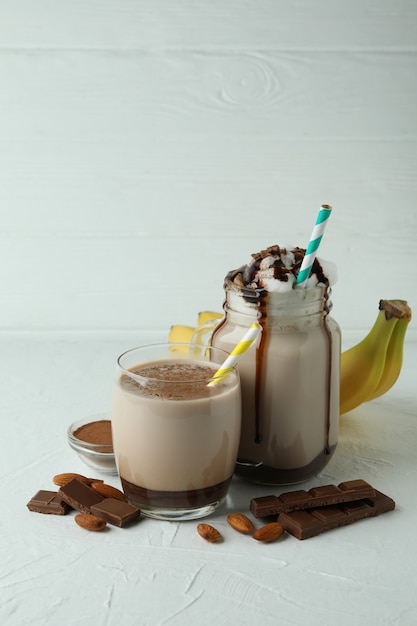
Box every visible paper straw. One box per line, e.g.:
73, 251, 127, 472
296, 204, 333, 288
208, 323, 261, 386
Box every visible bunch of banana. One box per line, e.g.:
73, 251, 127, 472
340, 299, 412, 414
169, 300, 412, 414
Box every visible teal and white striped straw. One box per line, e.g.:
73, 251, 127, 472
296, 204, 333, 288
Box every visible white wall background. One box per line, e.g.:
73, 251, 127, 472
1, 0, 416, 334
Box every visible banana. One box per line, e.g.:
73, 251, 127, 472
168, 324, 195, 344
169, 311, 224, 347
340, 299, 411, 414
197, 310, 223, 326
367, 300, 412, 401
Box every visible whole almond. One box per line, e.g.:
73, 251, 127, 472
227, 512, 254, 534
53, 473, 90, 486
197, 523, 223, 543
253, 522, 285, 543
75, 513, 107, 532
90, 482, 127, 502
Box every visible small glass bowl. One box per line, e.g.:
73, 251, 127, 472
67, 414, 117, 475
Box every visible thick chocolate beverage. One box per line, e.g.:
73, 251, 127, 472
211, 245, 341, 485
112, 353, 241, 519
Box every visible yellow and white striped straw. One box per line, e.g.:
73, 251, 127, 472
208, 323, 261, 386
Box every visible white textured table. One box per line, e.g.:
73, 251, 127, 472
2, 331, 417, 626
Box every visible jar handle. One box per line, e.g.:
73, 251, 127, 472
191, 317, 223, 347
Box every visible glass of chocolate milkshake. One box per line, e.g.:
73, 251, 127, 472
211, 245, 341, 486
111, 343, 241, 520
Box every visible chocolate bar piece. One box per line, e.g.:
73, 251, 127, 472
250, 479, 376, 517
27, 490, 71, 515
278, 490, 395, 540
90, 498, 141, 527
58, 478, 104, 513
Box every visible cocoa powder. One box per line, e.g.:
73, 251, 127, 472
73, 420, 113, 452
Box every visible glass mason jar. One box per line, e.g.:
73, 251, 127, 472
211, 279, 341, 485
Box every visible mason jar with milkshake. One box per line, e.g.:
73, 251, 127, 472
211, 205, 341, 485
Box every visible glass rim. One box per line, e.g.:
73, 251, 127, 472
116, 342, 237, 385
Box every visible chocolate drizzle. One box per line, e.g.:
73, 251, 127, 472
254, 291, 267, 444
321, 289, 333, 456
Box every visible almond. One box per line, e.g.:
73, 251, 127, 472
90, 482, 127, 502
227, 512, 254, 534
253, 522, 285, 543
52, 473, 91, 486
75, 513, 107, 532
197, 523, 223, 543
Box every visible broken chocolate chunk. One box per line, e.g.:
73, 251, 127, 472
27, 490, 71, 515
90, 498, 141, 527
58, 478, 104, 514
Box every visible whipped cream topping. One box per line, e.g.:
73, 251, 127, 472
226, 245, 337, 293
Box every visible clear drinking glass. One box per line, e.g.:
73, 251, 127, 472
111, 343, 241, 520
